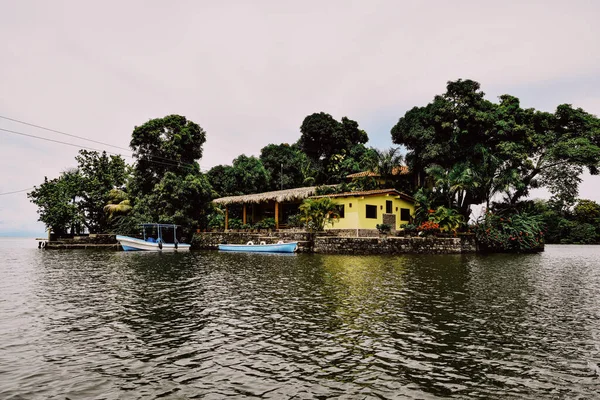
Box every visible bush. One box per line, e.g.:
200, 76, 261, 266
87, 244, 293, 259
241, 223, 252, 230
208, 213, 224, 230
474, 212, 544, 252
287, 214, 302, 228
429, 207, 464, 232
259, 217, 276, 230
400, 223, 417, 235
376, 223, 392, 234
228, 218, 242, 229
418, 221, 440, 236
568, 223, 597, 244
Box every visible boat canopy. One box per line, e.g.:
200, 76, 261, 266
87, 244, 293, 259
140, 223, 181, 228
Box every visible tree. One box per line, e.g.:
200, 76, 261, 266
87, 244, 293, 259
391, 79, 495, 188
75, 150, 128, 233
207, 155, 270, 197
28, 173, 82, 236
134, 172, 213, 236
299, 197, 340, 232
130, 115, 206, 197
206, 164, 237, 197
298, 113, 369, 183
28, 150, 128, 234
391, 79, 600, 220
573, 199, 600, 224
259, 143, 308, 190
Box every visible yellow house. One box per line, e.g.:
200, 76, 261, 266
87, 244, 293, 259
311, 189, 415, 233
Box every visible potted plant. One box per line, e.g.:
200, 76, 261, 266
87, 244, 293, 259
228, 218, 242, 231
376, 223, 392, 237
400, 223, 417, 237
261, 217, 276, 232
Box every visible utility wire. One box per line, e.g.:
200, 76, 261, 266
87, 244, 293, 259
0, 115, 209, 171
0, 127, 206, 172
0, 127, 124, 155
0, 187, 34, 196
0, 115, 130, 152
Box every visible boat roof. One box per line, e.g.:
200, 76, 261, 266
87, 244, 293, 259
140, 223, 180, 228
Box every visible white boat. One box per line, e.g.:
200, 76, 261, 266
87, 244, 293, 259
116, 224, 190, 252
218, 241, 298, 253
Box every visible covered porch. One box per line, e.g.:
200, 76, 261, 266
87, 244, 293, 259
212, 186, 320, 230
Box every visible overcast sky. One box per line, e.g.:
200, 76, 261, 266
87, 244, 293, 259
1, 0, 599, 236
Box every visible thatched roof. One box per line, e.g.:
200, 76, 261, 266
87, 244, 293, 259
346, 166, 409, 179
212, 186, 321, 205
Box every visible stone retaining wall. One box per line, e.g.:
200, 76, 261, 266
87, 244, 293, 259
314, 236, 477, 255
192, 232, 477, 254
43, 234, 119, 250
192, 231, 315, 253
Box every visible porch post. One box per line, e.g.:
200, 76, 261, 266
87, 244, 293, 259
275, 201, 279, 230
225, 206, 229, 230
243, 204, 247, 225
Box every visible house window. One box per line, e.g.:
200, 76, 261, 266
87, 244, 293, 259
336, 204, 345, 218
366, 204, 377, 219
400, 208, 411, 221
349, 203, 352, 208
386, 200, 393, 214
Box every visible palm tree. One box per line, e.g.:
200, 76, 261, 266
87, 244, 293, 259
104, 189, 132, 218
370, 147, 404, 187
299, 198, 340, 232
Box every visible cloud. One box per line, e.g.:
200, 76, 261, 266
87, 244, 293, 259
1, 0, 599, 234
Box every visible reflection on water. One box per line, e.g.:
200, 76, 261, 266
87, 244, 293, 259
1, 240, 600, 398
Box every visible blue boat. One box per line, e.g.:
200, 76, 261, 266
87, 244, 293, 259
218, 241, 298, 253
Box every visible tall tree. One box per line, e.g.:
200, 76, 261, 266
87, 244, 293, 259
259, 143, 308, 190
207, 155, 270, 197
130, 115, 206, 196
28, 172, 82, 236
297, 113, 369, 183
75, 150, 128, 233
391, 79, 600, 218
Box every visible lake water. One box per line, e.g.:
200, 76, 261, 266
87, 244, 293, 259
1, 238, 599, 399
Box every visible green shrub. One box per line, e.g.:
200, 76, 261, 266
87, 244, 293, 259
259, 217, 276, 230
228, 218, 242, 229
207, 213, 224, 230
400, 223, 417, 234
376, 223, 392, 234
429, 206, 464, 232
568, 223, 597, 244
287, 214, 302, 228
474, 212, 544, 252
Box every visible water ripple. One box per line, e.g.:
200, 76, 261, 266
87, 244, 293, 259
1, 240, 599, 398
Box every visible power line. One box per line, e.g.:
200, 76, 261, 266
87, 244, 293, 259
0, 187, 34, 196
0, 127, 124, 155
0, 126, 208, 172
0, 115, 130, 152
0, 116, 210, 171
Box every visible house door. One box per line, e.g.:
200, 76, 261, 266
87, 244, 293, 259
386, 200, 393, 214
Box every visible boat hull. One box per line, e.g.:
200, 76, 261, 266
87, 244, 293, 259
218, 242, 298, 253
116, 235, 190, 252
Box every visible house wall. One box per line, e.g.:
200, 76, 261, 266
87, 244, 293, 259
326, 194, 414, 231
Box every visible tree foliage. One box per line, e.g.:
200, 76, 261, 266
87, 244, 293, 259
297, 113, 369, 184
75, 150, 128, 233
28, 173, 82, 236
207, 155, 270, 197
130, 115, 206, 197
391, 79, 600, 220
260, 143, 309, 190
299, 197, 340, 232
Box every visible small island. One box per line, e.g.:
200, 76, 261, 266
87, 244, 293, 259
29, 80, 600, 253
